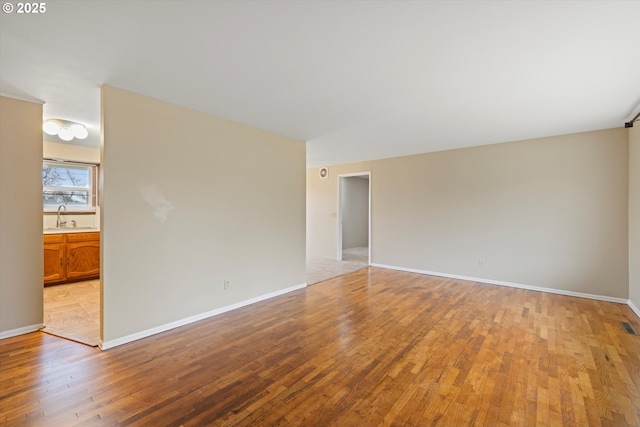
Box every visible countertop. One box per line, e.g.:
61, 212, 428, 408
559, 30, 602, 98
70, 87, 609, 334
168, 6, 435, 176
44, 227, 100, 235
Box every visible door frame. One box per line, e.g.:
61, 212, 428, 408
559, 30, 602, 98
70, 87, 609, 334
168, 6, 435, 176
337, 171, 371, 265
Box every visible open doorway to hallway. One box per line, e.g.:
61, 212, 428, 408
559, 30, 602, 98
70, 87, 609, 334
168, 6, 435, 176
306, 167, 372, 285
305, 171, 371, 286
338, 173, 370, 264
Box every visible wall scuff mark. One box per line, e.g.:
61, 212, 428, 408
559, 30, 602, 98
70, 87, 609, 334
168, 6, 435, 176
139, 183, 174, 222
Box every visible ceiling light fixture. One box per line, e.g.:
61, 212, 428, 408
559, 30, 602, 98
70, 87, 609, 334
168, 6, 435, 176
42, 119, 89, 141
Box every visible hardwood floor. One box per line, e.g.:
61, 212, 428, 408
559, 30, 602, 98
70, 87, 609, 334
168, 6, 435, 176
1, 267, 639, 426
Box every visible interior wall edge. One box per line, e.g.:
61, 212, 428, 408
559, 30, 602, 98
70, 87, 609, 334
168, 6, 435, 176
371, 263, 631, 306
99, 282, 307, 350
628, 125, 640, 315
629, 300, 640, 320
100, 85, 306, 342
0, 96, 44, 335
0, 324, 44, 340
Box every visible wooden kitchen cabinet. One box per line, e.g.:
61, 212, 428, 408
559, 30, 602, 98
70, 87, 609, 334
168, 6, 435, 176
44, 232, 100, 286
44, 234, 65, 283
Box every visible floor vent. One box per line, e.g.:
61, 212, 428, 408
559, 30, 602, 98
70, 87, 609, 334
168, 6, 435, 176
620, 322, 639, 336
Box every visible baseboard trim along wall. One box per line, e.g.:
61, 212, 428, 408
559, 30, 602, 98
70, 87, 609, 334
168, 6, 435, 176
100, 283, 307, 350
629, 300, 640, 319
371, 263, 631, 305
0, 323, 44, 340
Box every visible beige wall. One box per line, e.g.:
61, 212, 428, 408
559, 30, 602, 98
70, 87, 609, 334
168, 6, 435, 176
341, 176, 369, 249
308, 128, 629, 299
101, 86, 306, 345
630, 126, 640, 311
0, 96, 43, 338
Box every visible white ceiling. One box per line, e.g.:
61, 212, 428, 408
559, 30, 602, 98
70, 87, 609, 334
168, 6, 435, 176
1, 1, 639, 167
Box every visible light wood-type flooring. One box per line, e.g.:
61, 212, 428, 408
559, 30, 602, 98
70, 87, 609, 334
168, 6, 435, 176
306, 246, 369, 285
42, 280, 100, 346
2, 267, 639, 426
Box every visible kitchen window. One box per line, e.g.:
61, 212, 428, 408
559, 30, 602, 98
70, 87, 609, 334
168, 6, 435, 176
43, 160, 98, 213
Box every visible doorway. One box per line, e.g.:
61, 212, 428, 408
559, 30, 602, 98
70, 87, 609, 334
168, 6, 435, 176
338, 172, 371, 265
41, 143, 102, 347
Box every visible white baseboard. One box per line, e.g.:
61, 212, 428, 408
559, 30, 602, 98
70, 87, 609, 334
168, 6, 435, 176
371, 263, 629, 304
0, 323, 44, 340
629, 300, 640, 319
100, 283, 307, 350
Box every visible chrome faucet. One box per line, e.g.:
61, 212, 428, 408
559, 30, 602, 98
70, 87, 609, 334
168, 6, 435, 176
56, 204, 67, 228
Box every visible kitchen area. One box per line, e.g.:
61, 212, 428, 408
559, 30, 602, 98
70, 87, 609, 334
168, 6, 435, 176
41, 134, 101, 346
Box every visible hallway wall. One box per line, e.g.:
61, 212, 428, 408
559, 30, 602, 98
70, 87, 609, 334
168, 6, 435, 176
341, 176, 369, 250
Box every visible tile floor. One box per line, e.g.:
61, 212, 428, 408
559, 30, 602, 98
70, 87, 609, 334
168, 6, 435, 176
307, 246, 369, 285
42, 280, 100, 346
342, 246, 369, 263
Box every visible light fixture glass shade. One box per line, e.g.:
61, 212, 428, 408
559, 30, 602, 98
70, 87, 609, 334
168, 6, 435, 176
57, 127, 74, 141
43, 121, 60, 135
70, 124, 88, 139
43, 119, 89, 142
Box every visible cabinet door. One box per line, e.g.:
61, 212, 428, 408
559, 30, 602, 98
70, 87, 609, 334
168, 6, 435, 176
44, 243, 65, 284
67, 241, 100, 280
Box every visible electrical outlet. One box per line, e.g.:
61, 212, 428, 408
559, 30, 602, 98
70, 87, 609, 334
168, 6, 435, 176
478, 259, 485, 267
224, 280, 230, 290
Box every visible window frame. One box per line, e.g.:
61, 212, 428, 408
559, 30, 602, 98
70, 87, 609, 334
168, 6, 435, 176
43, 159, 99, 213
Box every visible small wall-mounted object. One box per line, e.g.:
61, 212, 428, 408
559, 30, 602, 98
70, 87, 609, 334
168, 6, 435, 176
319, 167, 329, 179
625, 110, 640, 128
43, 119, 89, 141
